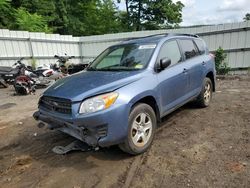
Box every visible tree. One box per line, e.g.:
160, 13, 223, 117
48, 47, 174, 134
11, 0, 61, 33
116, 10, 131, 32
243, 13, 250, 21
65, 0, 124, 36
15, 8, 52, 33
98, 0, 123, 34
0, 0, 15, 29
143, 0, 184, 30
1, 0, 184, 35
53, 0, 69, 34
118, 0, 184, 31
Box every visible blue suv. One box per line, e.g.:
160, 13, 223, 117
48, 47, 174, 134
33, 34, 216, 155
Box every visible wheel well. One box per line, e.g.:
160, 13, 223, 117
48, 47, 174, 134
206, 71, 215, 91
132, 96, 161, 122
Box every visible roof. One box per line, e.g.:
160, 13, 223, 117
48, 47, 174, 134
120, 33, 199, 45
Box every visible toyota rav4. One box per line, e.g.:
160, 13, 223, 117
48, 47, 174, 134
33, 34, 216, 155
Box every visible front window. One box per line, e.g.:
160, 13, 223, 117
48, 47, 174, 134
157, 40, 182, 66
87, 43, 156, 71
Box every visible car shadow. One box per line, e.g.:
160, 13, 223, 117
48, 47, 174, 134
0, 102, 202, 171
158, 101, 199, 128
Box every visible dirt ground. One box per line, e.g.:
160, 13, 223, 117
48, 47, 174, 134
0, 77, 249, 188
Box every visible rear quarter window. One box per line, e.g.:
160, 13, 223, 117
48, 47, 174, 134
194, 39, 206, 55
179, 39, 199, 60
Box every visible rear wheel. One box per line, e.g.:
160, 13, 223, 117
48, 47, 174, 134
119, 103, 156, 155
196, 77, 213, 107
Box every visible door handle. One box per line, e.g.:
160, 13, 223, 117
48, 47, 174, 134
183, 68, 188, 73
202, 61, 206, 66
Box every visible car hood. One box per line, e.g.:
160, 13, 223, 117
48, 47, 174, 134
43, 71, 143, 102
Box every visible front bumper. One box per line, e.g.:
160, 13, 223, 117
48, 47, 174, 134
33, 104, 130, 147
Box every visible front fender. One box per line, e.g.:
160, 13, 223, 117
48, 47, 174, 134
128, 91, 160, 108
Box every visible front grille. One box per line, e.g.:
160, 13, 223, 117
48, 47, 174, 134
39, 96, 72, 114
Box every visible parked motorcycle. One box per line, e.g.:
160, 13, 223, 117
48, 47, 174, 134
33, 64, 51, 77
42, 63, 64, 80
0, 58, 25, 88
0, 55, 87, 88
0, 58, 51, 94
14, 75, 36, 95
54, 54, 88, 75
14, 60, 52, 95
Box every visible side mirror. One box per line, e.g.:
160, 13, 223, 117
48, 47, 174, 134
158, 57, 171, 71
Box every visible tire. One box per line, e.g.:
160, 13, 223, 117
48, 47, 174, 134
119, 103, 156, 155
196, 77, 213, 107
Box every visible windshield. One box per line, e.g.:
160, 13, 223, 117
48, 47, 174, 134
87, 43, 156, 71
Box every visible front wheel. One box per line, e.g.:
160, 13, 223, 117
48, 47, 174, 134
196, 77, 213, 107
119, 103, 156, 155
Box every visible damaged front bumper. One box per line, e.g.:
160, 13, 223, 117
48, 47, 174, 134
33, 111, 106, 146
33, 103, 129, 147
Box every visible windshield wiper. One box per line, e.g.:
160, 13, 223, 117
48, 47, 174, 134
86, 67, 97, 71
98, 67, 139, 71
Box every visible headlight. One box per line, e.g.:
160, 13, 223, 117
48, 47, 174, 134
79, 92, 118, 114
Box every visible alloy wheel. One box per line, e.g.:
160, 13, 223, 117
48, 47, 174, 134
131, 112, 153, 147
204, 81, 212, 103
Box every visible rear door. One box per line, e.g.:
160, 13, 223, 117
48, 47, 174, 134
156, 40, 189, 115
178, 39, 204, 97
194, 38, 209, 74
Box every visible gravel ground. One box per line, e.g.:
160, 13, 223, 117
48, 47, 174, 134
0, 77, 249, 188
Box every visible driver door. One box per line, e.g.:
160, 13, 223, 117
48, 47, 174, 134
156, 40, 189, 116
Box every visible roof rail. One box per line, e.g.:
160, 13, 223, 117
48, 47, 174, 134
122, 33, 199, 42
122, 33, 168, 41
168, 33, 199, 38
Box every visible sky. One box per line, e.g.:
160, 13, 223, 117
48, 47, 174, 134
118, 0, 250, 26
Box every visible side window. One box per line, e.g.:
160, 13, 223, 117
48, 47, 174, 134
179, 39, 199, 60
157, 40, 182, 66
194, 39, 206, 55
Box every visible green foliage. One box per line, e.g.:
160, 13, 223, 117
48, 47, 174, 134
243, 13, 250, 21
119, 0, 184, 31
142, 0, 184, 30
1, 0, 184, 35
62, 0, 124, 36
0, 0, 15, 29
215, 47, 230, 75
15, 8, 52, 33
30, 58, 37, 70
0, 0, 10, 10
53, 0, 69, 34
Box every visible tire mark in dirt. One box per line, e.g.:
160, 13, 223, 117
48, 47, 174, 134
0, 103, 16, 109
123, 155, 144, 188
122, 114, 182, 188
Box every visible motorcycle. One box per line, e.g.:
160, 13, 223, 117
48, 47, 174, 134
32, 64, 51, 77
0, 58, 25, 88
42, 63, 64, 80
0, 55, 87, 88
1, 58, 51, 95
54, 54, 88, 75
